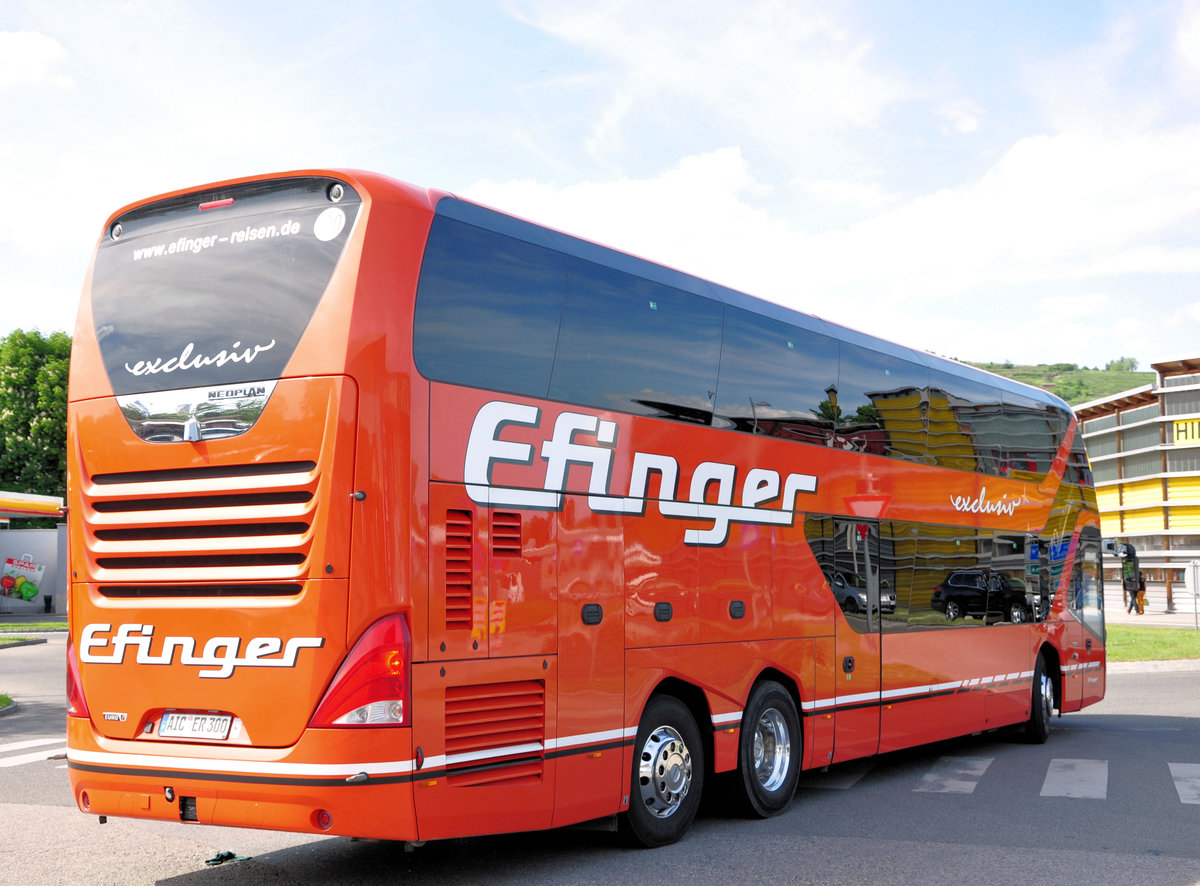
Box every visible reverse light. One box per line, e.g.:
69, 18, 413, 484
66, 633, 91, 719
310, 615, 411, 728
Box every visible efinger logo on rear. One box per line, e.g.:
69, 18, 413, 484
79, 623, 324, 679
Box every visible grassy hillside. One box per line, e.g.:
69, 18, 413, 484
965, 362, 1155, 407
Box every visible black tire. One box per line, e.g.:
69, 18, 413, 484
1009, 603, 1027, 624
731, 681, 801, 818
1025, 654, 1054, 743
944, 599, 963, 621
842, 596, 860, 614
619, 696, 705, 848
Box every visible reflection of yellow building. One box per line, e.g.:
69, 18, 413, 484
1077, 357, 1200, 610
925, 390, 979, 471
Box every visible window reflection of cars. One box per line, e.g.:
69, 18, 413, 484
930, 570, 1030, 623
823, 569, 896, 615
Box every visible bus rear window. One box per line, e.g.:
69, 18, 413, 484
91, 177, 360, 396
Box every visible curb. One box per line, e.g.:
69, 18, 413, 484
0, 701, 16, 717
1107, 658, 1200, 673
0, 627, 67, 633
0, 637, 49, 650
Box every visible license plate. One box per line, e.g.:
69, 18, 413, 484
158, 711, 233, 740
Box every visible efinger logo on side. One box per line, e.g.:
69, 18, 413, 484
463, 400, 819, 546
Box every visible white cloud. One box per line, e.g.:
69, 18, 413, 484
464, 120, 1200, 369
0, 31, 71, 88
797, 177, 895, 214
1177, 0, 1200, 72
510, 0, 910, 164
937, 99, 984, 134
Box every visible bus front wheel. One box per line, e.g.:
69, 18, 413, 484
1025, 655, 1055, 743
619, 696, 705, 848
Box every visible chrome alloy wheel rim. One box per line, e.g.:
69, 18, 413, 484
636, 725, 693, 818
752, 707, 792, 792
1037, 671, 1054, 722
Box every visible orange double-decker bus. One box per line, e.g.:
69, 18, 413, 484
66, 169, 1105, 847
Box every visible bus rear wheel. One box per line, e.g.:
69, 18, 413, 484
732, 681, 801, 818
619, 696, 705, 848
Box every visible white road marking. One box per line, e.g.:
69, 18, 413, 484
1168, 762, 1200, 804
0, 737, 65, 753
914, 755, 994, 793
798, 759, 875, 790
0, 746, 69, 767
1040, 758, 1108, 799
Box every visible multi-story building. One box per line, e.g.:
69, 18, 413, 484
1077, 357, 1200, 613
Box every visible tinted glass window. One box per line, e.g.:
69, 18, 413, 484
92, 177, 360, 396
1068, 419, 1095, 488
1074, 526, 1105, 641
885, 522, 922, 631
929, 370, 1006, 475
836, 345, 930, 462
918, 526, 987, 626
413, 216, 566, 398
713, 308, 838, 442
550, 259, 721, 423
1003, 391, 1064, 478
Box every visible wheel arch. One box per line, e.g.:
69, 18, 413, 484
645, 677, 715, 778
751, 667, 804, 728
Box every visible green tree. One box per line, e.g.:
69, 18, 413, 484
1105, 356, 1138, 372
0, 329, 71, 503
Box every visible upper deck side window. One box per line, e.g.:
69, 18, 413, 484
412, 209, 1074, 480
413, 214, 565, 399
414, 215, 721, 424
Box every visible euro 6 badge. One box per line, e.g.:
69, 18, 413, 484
1, 554, 45, 602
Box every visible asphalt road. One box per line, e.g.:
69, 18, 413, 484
3, 636, 1200, 885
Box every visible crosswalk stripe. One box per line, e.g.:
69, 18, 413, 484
1040, 758, 1108, 799
798, 759, 874, 790
1168, 763, 1200, 804
913, 755, 994, 793
0, 746, 68, 768
0, 737, 65, 754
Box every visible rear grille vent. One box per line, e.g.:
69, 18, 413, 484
444, 680, 545, 785
94, 522, 309, 541
491, 511, 522, 557
100, 583, 303, 598
444, 509, 473, 630
96, 553, 306, 569
92, 461, 316, 485
82, 461, 318, 580
92, 491, 312, 513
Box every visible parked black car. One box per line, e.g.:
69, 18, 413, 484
930, 570, 1030, 623
823, 569, 897, 615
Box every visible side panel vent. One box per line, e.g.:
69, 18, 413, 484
444, 509, 474, 630
491, 511, 522, 557
444, 680, 545, 785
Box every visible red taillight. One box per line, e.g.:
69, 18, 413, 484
66, 633, 90, 719
309, 615, 411, 727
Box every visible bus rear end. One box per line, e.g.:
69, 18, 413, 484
66, 171, 432, 839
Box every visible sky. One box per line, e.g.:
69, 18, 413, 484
3, 0, 1200, 372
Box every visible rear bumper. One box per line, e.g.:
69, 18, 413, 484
67, 715, 419, 840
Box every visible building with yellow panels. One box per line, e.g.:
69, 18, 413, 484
1077, 357, 1200, 612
